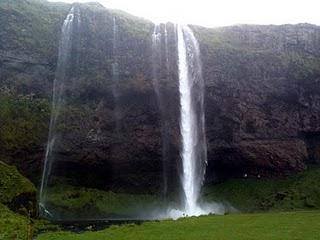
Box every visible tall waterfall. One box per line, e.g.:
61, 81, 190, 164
112, 16, 121, 134
39, 7, 79, 209
151, 24, 169, 197
177, 25, 207, 216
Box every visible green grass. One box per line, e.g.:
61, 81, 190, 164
37, 211, 320, 240
0, 203, 61, 240
0, 203, 33, 240
203, 167, 320, 212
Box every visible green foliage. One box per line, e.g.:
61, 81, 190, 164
0, 93, 50, 150
203, 167, 320, 212
0, 202, 59, 239
0, 161, 36, 204
0, 161, 37, 239
37, 211, 320, 240
0, 203, 33, 240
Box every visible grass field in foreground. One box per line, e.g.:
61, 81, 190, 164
37, 211, 320, 240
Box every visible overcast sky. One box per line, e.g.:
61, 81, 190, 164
48, 0, 320, 27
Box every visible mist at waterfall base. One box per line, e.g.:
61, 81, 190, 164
40, 6, 227, 221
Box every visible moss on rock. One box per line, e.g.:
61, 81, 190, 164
0, 203, 33, 240
0, 161, 37, 217
0, 93, 50, 151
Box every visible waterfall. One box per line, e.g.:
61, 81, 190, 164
112, 16, 121, 135
39, 6, 79, 211
151, 24, 169, 197
177, 25, 207, 216
164, 25, 170, 80
151, 24, 162, 97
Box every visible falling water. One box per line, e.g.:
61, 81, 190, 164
112, 16, 121, 134
151, 24, 169, 197
39, 7, 79, 210
164, 25, 170, 79
151, 24, 161, 97
177, 25, 207, 216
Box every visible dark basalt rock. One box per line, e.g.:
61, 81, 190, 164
206, 139, 307, 181
195, 24, 320, 181
0, 0, 320, 189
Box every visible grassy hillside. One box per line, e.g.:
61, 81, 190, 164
0, 203, 33, 240
0, 161, 36, 239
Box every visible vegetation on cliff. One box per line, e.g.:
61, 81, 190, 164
0, 93, 50, 152
0, 0, 69, 59
0, 161, 36, 207
204, 167, 320, 212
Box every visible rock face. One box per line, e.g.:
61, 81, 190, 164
0, 0, 320, 190
194, 24, 320, 180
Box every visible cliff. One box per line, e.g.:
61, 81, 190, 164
0, 0, 320, 191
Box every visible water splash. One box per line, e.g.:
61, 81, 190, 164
39, 6, 79, 210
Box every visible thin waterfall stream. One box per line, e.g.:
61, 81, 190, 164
112, 16, 121, 135
152, 24, 169, 197
39, 6, 79, 214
